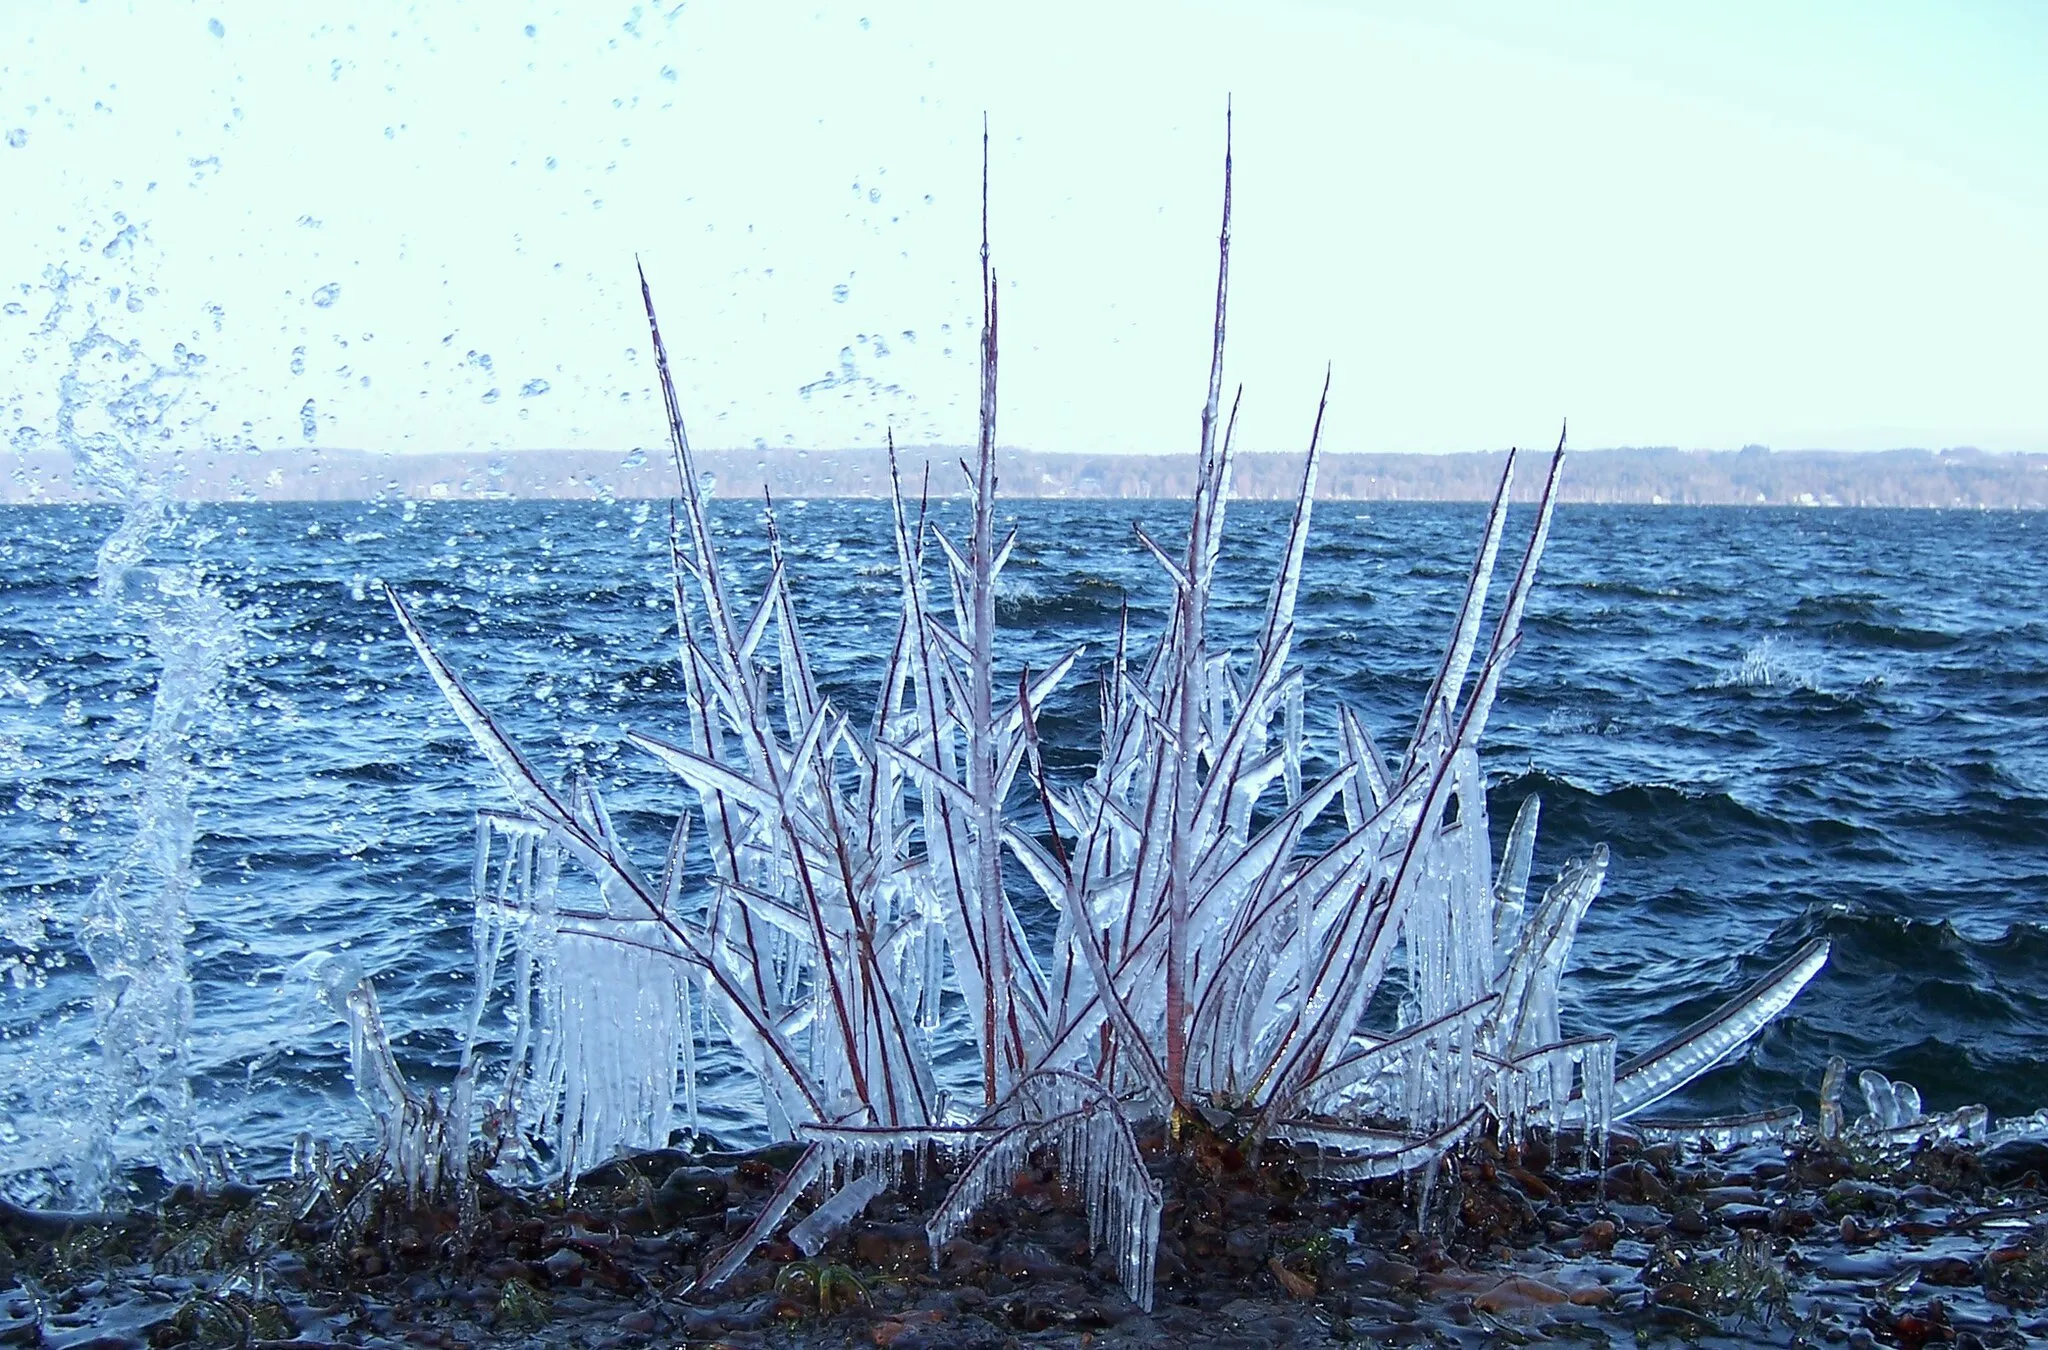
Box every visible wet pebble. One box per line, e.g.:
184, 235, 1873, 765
1919, 1255, 1979, 1286
995, 1240, 1061, 1279
1719, 1201, 1775, 1230
1980, 1139, 2048, 1188
655, 1166, 729, 1221
1671, 1205, 1712, 1236
854, 1221, 929, 1273
1825, 1179, 1897, 1213
1472, 1275, 1568, 1312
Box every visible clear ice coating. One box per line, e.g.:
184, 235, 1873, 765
363, 126, 1836, 1313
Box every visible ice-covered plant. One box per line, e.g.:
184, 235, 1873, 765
362, 119, 1830, 1311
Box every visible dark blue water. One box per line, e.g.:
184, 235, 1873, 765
3, 496, 2045, 1180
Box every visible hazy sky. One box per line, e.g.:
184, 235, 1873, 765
4, 1, 2044, 460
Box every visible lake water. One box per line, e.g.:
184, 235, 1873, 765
3, 494, 2044, 1192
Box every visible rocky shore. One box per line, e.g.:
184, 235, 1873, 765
4, 1123, 2045, 1350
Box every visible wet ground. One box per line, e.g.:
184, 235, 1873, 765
4, 1123, 2046, 1349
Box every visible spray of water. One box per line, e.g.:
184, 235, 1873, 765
32, 241, 244, 1203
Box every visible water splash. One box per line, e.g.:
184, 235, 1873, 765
1716, 635, 1822, 692
31, 248, 244, 1204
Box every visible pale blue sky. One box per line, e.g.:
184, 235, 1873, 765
3, 1, 2044, 458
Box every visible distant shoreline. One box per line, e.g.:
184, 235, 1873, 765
8, 445, 2046, 509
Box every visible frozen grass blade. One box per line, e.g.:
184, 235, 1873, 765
360, 113, 1833, 1307
1611, 937, 1832, 1119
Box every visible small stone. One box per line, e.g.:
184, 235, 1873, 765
1349, 1253, 1418, 1289
1981, 1139, 2048, 1189
1269, 1256, 1317, 1299
1719, 1202, 1774, 1230
656, 1166, 730, 1221
854, 1222, 929, 1273
939, 1236, 989, 1274
1824, 1179, 1896, 1214
1473, 1276, 1568, 1312
996, 1240, 1059, 1279
542, 1247, 585, 1280
1224, 1226, 1271, 1269
1920, 1255, 1978, 1286
678, 1306, 727, 1336
870, 1311, 944, 1347
1579, 1219, 1618, 1251
483, 1256, 528, 1282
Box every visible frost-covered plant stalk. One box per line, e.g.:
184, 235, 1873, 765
373, 119, 1829, 1312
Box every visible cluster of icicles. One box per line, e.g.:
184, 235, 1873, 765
329, 133, 1835, 1313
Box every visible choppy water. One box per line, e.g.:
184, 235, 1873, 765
3, 496, 2045, 1191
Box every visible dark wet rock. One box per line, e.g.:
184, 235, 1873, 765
1981, 1139, 2048, 1189
1605, 1201, 1664, 1230
1348, 1252, 1418, 1289
652, 1165, 729, 1223
1826, 1179, 1899, 1214
995, 1240, 1061, 1280
1473, 1275, 1569, 1312
937, 1235, 988, 1276
11, 1125, 2048, 1350
541, 1247, 584, 1281
1223, 1225, 1270, 1270
852, 1220, 929, 1273
1921, 1255, 1980, 1286
1718, 1202, 1775, 1230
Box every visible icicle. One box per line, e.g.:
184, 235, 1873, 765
1818, 1055, 1848, 1141
695, 1143, 830, 1292
1858, 1069, 1905, 1130
1491, 794, 1539, 975
789, 1167, 886, 1257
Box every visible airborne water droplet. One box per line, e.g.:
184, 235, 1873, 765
5, 129, 27, 150
311, 283, 341, 308
299, 399, 318, 443
831, 283, 850, 304
207, 17, 224, 37
289, 346, 306, 375
520, 378, 550, 397
481, 388, 500, 404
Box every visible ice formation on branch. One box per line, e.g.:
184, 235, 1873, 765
372, 119, 1831, 1312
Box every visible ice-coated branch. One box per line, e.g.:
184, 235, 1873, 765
1611, 937, 1832, 1119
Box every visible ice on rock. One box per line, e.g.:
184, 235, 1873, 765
1629, 1108, 1805, 1152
